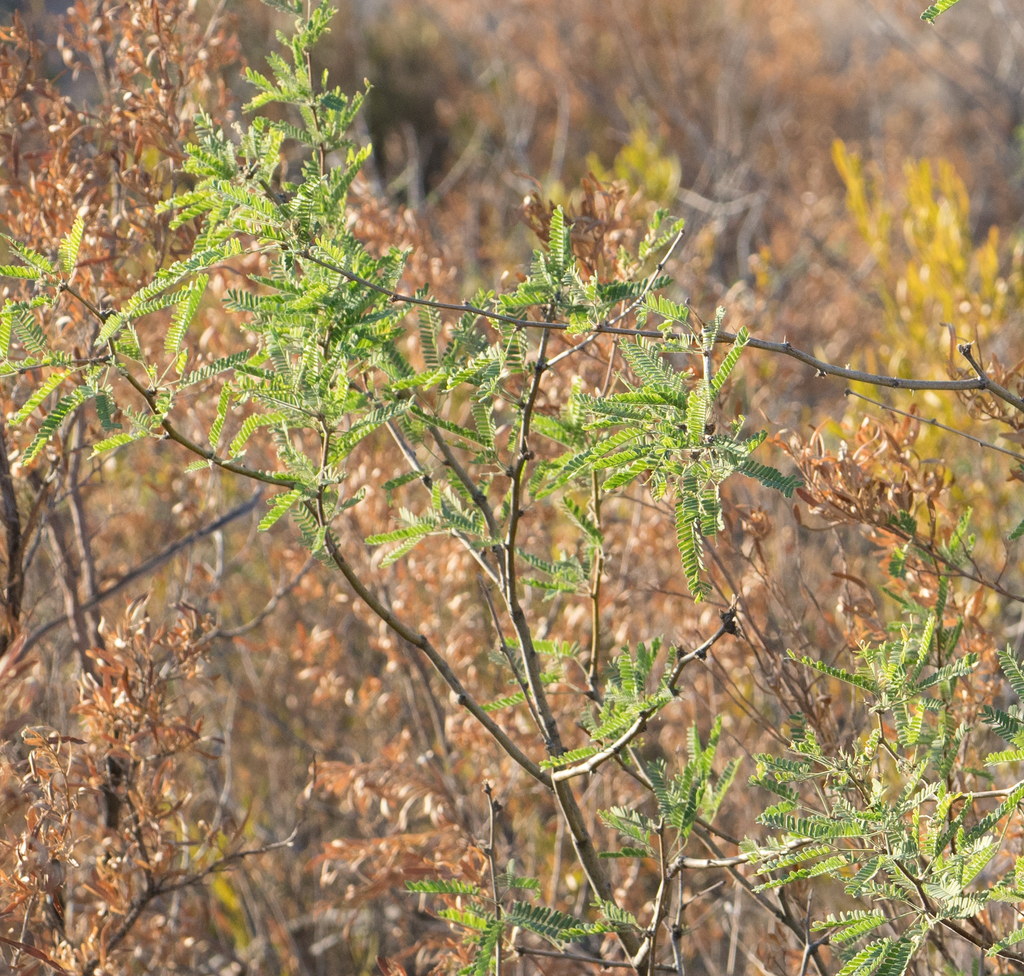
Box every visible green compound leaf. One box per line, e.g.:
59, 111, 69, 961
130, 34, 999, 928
23, 387, 90, 462
1011, 516, 1024, 542
921, 0, 960, 22
258, 489, 303, 530
59, 215, 84, 276
166, 275, 208, 356
405, 879, 480, 896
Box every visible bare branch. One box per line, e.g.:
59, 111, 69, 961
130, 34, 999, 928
551, 710, 650, 782
587, 470, 604, 693
201, 555, 316, 642
502, 329, 564, 755
513, 944, 679, 972
479, 576, 546, 738
484, 784, 502, 976
429, 425, 501, 543
23, 492, 263, 654
0, 415, 24, 654
958, 340, 1024, 414
847, 388, 1024, 462
68, 410, 101, 648
316, 512, 551, 786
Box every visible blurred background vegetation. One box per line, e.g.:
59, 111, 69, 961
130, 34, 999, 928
4, 0, 1024, 973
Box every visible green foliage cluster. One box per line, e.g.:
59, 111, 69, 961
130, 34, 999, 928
747, 581, 1024, 972
0, 1, 794, 601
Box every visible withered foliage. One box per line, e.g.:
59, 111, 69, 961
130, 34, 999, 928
0, 602, 274, 975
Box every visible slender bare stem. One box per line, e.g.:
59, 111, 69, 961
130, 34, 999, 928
0, 415, 24, 655
648, 819, 670, 976
667, 608, 737, 694
429, 425, 501, 543
959, 341, 1024, 414
847, 388, 1024, 462
551, 711, 651, 782
502, 329, 562, 753
479, 576, 546, 739
201, 555, 316, 642
315, 511, 550, 785
513, 944, 679, 972
692, 829, 829, 976
384, 421, 500, 583
587, 470, 604, 692
23, 493, 263, 654
484, 784, 502, 976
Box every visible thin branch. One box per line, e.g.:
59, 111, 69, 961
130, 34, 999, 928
22, 492, 264, 654
546, 330, 602, 369
387, 419, 500, 583
484, 784, 502, 976
316, 510, 550, 786
587, 470, 604, 693
429, 425, 501, 543
552, 778, 643, 962
737, 333, 990, 397
797, 891, 828, 976
513, 944, 678, 972
0, 415, 24, 656
44, 515, 92, 670
668, 837, 807, 880
81, 828, 299, 976
301, 228, 684, 340
604, 228, 686, 328
551, 710, 650, 782
118, 366, 298, 488
667, 608, 737, 694
553, 614, 736, 781
68, 410, 101, 647
385, 420, 432, 491
157, 827, 299, 897
59, 281, 296, 490
298, 248, 1012, 408
670, 922, 685, 976
503, 328, 563, 754
958, 340, 1024, 414
648, 819, 670, 976
200, 555, 316, 642
692, 829, 829, 976
479, 575, 546, 739
847, 388, 1024, 462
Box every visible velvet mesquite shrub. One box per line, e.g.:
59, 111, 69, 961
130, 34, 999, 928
3, 1, 799, 969
6, 1, 1024, 975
